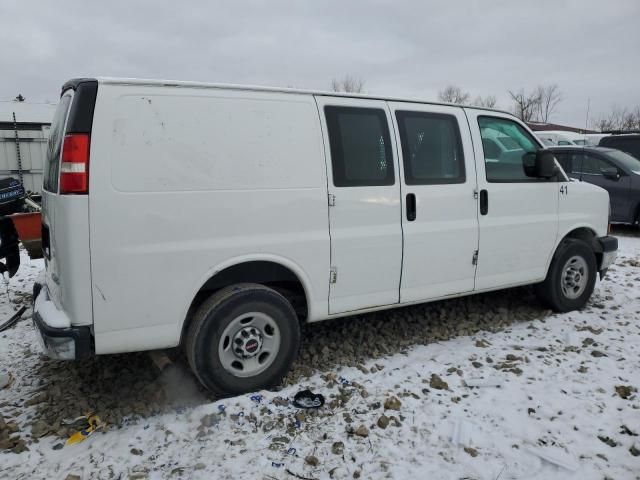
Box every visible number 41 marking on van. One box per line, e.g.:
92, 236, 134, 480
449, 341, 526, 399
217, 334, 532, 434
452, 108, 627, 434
560, 185, 568, 195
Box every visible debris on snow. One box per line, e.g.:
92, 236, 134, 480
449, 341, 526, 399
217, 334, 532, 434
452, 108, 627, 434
293, 389, 325, 409
429, 374, 449, 390
0, 371, 12, 389
377, 415, 390, 429
383, 396, 401, 411
463, 377, 503, 388
615, 385, 636, 399
524, 444, 578, 472
463, 446, 478, 457
451, 418, 475, 447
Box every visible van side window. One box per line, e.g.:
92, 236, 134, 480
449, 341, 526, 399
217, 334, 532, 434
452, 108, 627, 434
478, 116, 544, 183
395, 111, 465, 185
324, 106, 394, 187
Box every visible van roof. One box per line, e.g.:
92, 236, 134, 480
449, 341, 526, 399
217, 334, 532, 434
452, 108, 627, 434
66, 77, 513, 117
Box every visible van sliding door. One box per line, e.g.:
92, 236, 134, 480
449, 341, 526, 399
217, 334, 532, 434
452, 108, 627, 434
315, 96, 402, 314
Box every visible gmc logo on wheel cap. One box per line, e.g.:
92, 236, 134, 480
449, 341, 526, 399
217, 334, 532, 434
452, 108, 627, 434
245, 339, 259, 353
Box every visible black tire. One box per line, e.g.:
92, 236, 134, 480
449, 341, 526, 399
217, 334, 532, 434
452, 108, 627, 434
535, 238, 597, 312
185, 283, 300, 396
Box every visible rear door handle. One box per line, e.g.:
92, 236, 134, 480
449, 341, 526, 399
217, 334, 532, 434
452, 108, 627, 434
406, 193, 416, 221
480, 189, 488, 215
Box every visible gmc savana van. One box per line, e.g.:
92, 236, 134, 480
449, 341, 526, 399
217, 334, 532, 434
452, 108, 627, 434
34, 77, 617, 395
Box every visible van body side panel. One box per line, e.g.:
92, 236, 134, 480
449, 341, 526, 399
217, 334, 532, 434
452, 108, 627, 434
41, 194, 93, 326
556, 181, 609, 239
89, 85, 330, 354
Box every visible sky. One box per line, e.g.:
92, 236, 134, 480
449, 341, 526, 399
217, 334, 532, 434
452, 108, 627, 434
1, 0, 638, 127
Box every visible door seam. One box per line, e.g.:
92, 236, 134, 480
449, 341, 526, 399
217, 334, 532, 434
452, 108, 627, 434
312, 95, 335, 316
385, 102, 404, 305
462, 108, 481, 290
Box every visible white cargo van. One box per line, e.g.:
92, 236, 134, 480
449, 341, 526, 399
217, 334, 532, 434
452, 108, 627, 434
34, 78, 617, 395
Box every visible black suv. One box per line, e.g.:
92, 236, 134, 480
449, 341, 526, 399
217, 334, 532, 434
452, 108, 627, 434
551, 146, 640, 225
599, 134, 640, 160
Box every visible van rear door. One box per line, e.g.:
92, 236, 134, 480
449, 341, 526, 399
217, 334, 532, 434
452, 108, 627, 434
41, 79, 96, 326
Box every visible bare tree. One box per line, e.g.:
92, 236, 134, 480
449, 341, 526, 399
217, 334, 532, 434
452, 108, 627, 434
438, 85, 470, 105
593, 116, 616, 132
473, 95, 498, 108
535, 84, 562, 122
622, 106, 640, 131
508, 88, 542, 122
331, 75, 365, 93
592, 105, 640, 132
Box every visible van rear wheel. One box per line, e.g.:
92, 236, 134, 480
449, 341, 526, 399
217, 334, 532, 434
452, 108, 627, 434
535, 238, 597, 312
185, 283, 300, 396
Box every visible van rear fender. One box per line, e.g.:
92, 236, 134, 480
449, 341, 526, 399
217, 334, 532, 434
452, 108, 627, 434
179, 255, 316, 343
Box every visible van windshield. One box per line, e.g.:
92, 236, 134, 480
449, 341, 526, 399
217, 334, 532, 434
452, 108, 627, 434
43, 92, 72, 193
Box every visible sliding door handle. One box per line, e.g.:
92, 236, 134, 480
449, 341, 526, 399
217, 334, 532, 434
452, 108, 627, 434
406, 193, 416, 221
480, 189, 488, 215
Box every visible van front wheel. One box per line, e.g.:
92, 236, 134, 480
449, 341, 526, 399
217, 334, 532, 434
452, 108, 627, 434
535, 238, 597, 312
185, 283, 300, 396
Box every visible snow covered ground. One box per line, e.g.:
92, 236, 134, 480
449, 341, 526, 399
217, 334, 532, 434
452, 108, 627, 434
1, 232, 639, 480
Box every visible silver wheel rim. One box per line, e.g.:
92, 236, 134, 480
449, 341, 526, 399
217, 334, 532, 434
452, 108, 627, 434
218, 312, 281, 378
561, 255, 589, 299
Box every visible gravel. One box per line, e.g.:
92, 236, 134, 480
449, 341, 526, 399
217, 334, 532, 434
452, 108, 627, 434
1, 276, 547, 452
288, 285, 545, 385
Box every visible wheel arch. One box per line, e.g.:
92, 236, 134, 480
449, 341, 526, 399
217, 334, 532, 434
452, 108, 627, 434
178, 255, 314, 344
545, 225, 603, 277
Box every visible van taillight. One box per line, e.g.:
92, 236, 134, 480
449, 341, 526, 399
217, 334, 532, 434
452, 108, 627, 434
60, 134, 89, 194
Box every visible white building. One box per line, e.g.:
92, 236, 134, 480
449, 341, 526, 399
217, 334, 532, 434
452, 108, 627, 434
0, 101, 56, 193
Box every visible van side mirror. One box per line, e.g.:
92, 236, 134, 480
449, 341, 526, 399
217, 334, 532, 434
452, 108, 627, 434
523, 149, 558, 179
601, 167, 620, 181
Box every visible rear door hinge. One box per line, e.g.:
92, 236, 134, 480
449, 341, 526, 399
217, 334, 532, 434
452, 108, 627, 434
472, 250, 479, 265
329, 267, 337, 284
328, 194, 336, 207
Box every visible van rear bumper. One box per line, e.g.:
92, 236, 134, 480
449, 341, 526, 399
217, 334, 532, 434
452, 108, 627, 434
32, 283, 93, 360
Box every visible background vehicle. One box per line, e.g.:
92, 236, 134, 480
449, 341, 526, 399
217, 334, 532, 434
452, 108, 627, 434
599, 133, 640, 160
534, 131, 578, 146
33, 78, 617, 395
551, 145, 640, 224
584, 133, 608, 146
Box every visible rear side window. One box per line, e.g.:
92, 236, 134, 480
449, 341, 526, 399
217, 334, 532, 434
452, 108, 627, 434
325, 106, 394, 187
43, 93, 72, 192
396, 111, 465, 184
